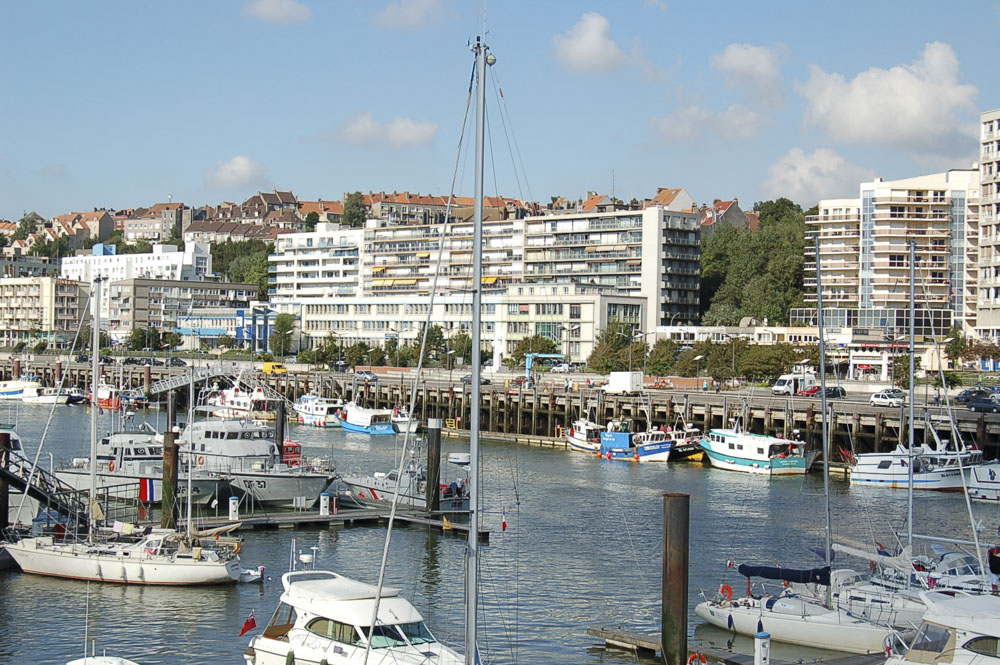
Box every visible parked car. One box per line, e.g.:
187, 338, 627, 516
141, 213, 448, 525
167, 357, 187, 367
140, 358, 164, 367
122, 357, 142, 366
353, 369, 378, 383
550, 363, 571, 373
796, 386, 822, 397
461, 375, 491, 385
968, 396, 1000, 413
870, 391, 905, 408
825, 386, 847, 399
75, 354, 88, 363
956, 388, 992, 404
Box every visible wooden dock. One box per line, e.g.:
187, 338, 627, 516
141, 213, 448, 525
191, 506, 490, 541
587, 627, 884, 665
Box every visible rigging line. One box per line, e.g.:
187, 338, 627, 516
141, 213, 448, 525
14, 286, 93, 524
488, 69, 524, 202
489, 67, 533, 204
614, 487, 647, 599
363, 61, 477, 665
478, 547, 518, 664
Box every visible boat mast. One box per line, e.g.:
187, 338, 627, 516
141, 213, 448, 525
907, 239, 915, 550
814, 236, 833, 608
187, 365, 194, 538
89, 276, 102, 542
465, 34, 492, 665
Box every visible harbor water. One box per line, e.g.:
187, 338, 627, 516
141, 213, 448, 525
1, 404, 996, 664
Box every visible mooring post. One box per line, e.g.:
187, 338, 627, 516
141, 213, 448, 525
661, 492, 689, 665
276, 400, 286, 445
426, 418, 442, 512
0, 431, 10, 531
161, 391, 178, 529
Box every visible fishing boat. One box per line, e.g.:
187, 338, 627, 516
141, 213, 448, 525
334, 402, 397, 435
244, 571, 462, 664
666, 421, 703, 461
700, 422, 816, 475
887, 591, 1000, 665
0, 377, 42, 400
599, 417, 673, 462
967, 460, 1000, 501
204, 383, 276, 421
6, 277, 241, 585
292, 393, 343, 428
391, 406, 419, 434
565, 417, 602, 453
65, 387, 88, 405
88, 384, 121, 410
21, 386, 72, 405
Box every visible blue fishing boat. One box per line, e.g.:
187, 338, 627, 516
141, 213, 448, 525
334, 402, 397, 435
598, 417, 673, 462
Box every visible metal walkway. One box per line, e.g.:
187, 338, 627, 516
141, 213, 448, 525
148, 364, 240, 395
1, 454, 89, 529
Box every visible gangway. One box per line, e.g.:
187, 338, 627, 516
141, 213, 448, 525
148, 364, 241, 395
0, 453, 89, 530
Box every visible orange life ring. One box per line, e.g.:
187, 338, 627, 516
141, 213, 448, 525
719, 584, 733, 600
108, 461, 115, 472
197, 455, 205, 466
687, 654, 707, 665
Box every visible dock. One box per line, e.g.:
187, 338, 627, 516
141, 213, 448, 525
587, 627, 884, 665
191, 506, 490, 541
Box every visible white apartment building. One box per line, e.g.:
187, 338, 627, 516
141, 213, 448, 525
61, 243, 212, 320
522, 205, 700, 335
270, 285, 644, 366
801, 169, 980, 337
268, 223, 363, 299
0, 277, 89, 348
977, 108, 1000, 340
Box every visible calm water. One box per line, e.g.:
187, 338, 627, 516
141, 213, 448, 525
2, 404, 998, 665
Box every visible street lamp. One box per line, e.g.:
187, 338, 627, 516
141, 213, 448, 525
555, 323, 580, 366
693, 354, 705, 381
447, 349, 456, 385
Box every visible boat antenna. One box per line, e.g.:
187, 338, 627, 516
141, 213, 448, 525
815, 235, 833, 609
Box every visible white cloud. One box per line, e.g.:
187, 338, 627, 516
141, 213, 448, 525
244, 0, 311, 23
760, 148, 875, 206
553, 13, 628, 74
711, 43, 787, 111
205, 155, 268, 190
799, 42, 978, 159
336, 111, 438, 148
373, 0, 443, 29
649, 104, 763, 142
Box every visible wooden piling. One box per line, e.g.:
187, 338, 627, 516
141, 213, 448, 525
661, 493, 689, 665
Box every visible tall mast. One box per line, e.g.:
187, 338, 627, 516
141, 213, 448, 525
187, 365, 194, 537
89, 277, 102, 541
465, 34, 491, 665
815, 236, 833, 608
907, 239, 916, 549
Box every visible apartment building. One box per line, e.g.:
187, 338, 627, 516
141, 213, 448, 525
800, 169, 980, 337
0, 277, 88, 348
61, 243, 212, 321
106, 278, 257, 342
268, 224, 363, 299
521, 204, 700, 335
123, 203, 189, 242
977, 108, 1000, 340
360, 208, 523, 296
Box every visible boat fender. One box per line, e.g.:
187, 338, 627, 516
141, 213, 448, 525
320, 659, 329, 665
198, 456, 205, 466
606, 451, 612, 460
883, 635, 893, 658
719, 584, 733, 600
285, 650, 295, 665
108, 461, 115, 472
633, 453, 640, 462
687, 654, 707, 665
234, 542, 242, 554
569, 427, 574, 437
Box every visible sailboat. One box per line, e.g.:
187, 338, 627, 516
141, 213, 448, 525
245, 36, 496, 665
695, 236, 906, 653
5, 277, 240, 585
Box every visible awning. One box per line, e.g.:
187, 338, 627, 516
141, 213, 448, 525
372, 266, 385, 273
626, 259, 641, 265
417, 252, 431, 258
585, 246, 598, 252
372, 279, 389, 286
394, 279, 418, 286
614, 244, 627, 251
481, 276, 498, 284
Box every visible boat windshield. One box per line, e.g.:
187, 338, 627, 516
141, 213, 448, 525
397, 621, 435, 645
365, 624, 407, 649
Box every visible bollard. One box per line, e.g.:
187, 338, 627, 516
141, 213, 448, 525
754, 632, 770, 665
319, 492, 330, 516
661, 493, 690, 665
426, 418, 442, 512
229, 496, 239, 521
332, 496, 338, 515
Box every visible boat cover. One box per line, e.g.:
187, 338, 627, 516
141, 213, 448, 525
737, 564, 831, 585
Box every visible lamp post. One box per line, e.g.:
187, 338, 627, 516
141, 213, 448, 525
555, 323, 580, 367
447, 349, 456, 385
693, 354, 705, 381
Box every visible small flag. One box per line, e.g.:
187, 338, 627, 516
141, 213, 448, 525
875, 541, 889, 556
139, 478, 155, 503
238, 609, 256, 637
501, 510, 507, 532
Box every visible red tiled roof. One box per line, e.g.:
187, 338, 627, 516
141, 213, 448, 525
650, 188, 681, 206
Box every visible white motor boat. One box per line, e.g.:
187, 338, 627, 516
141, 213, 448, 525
293, 394, 343, 428
204, 384, 276, 421
565, 418, 601, 453
966, 460, 1000, 501
700, 422, 817, 475
340, 447, 469, 511
391, 406, 419, 434
0, 377, 42, 400
335, 403, 397, 435
887, 591, 1000, 665
21, 386, 71, 405
68, 658, 141, 665
245, 570, 462, 665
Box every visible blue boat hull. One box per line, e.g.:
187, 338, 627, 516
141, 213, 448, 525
337, 417, 397, 435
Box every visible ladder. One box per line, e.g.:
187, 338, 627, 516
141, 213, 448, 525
0, 454, 89, 529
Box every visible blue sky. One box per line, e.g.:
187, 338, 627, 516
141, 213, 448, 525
2, 0, 998, 221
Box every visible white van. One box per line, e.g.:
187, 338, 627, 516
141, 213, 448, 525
772, 370, 818, 396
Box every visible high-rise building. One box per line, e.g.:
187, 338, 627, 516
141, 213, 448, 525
268, 223, 363, 299
976, 108, 1000, 340
0, 277, 89, 348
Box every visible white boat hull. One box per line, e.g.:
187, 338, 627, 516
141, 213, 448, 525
966, 461, 1000, 501
55, 469, 222, 505
6, 537, 240, 585
228, 472, 336, 509
695, 599, 894, 654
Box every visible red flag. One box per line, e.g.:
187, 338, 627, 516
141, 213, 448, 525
238, 609, 257, 637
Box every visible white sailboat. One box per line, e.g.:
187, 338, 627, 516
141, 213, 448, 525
6, 277, 240, 585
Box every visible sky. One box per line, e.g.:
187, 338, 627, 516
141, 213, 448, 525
2, 0, 999, 221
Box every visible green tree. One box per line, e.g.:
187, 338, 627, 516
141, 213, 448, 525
892, 356, 921, 390
269, 313, 296, 357
229, 252, 270, 299
647, 339, 680, 376
449, 331, 473, 364
342, 191, 366, 227
33, 340, 48, 353
304, 211, 320, 231
218, 335, 236, 349
586, 320, 635, 373
344, 341, 371, 368
944, 326, 965, 366
128, 327, 160, 351
0, 235, 8, 248
12, 215, 38, 241
511, 334, 559, 369
368, 346, 387, 366
211, 239, 273, 299
161, 331, 182, 349
28, 235, 71, 259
